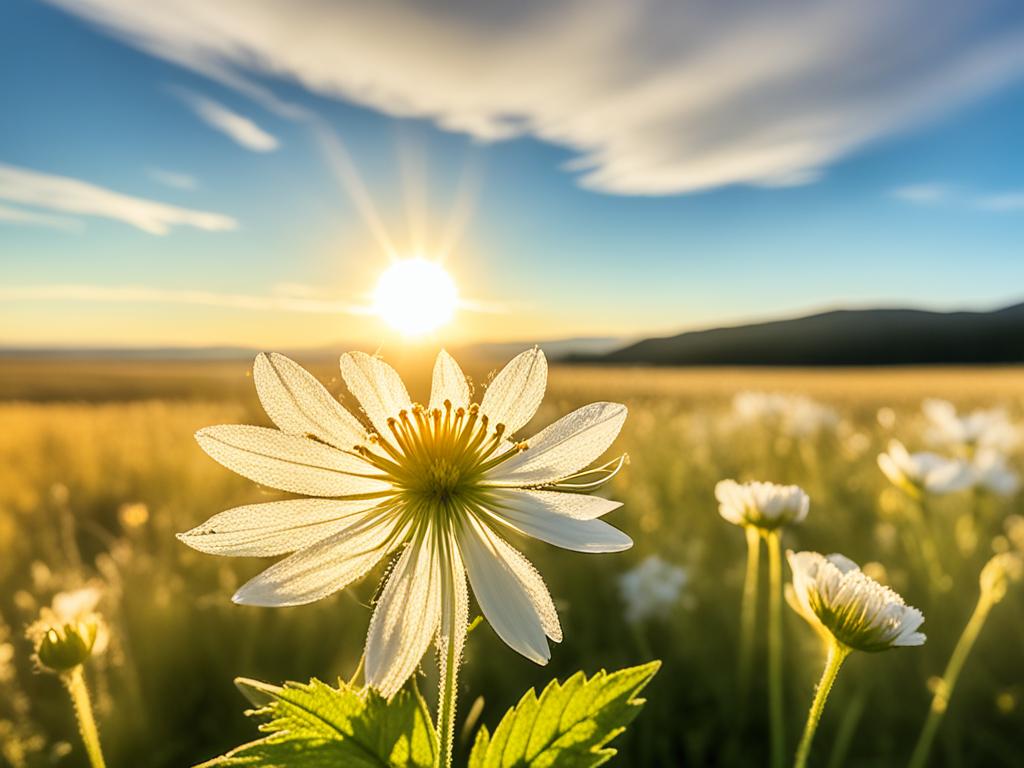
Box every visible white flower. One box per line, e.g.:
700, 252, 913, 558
877, 440, 972, 497
970, 449, 1020, 497
787, 551, 925, 652
618, 555, 687, 624
715, 479, 809, 531
733, 391, 837, 438
180, 349, 631, 697
922, 399, 1019, 453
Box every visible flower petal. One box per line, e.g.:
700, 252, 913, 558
437, 534, 469, 672
339, 351, 412, 437
233, 514, 402, 607
459, 517, 560, 665
480, 348, 547, 436
195, 425, 388, 497
486, 402, 627, 486
254, 352, 366, 450
492, 489, 623, 520
178, 498, 380, 557
365, 533, 443, 698
485, 497, 632, 553
429, 349, 471, 411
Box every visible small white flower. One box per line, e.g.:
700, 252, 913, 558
922, 399, 1019, 453
618, 555, 687, 624
970, 449, 1020, 497
733, 392, 837, 438
180, 349, 631, 697
715, 479, 809, 531
787, 551, 925, 652
877, 440, 972, 497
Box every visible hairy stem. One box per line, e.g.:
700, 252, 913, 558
437, 636, 459, 768
795, 641, 850, 768
908, 594, 993, 768
767, 530, 785, 768
739, 525, 761, 706
63, 667, 107, 768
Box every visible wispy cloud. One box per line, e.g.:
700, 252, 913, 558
173, 87, 279, 152
892, 182, 1024, 213
975, 192, 1024, 212
148, 167, 197, 190
0, 284, 368, 315
0, 163, 236, 235
891, 183, 952, 204
0, 202, 81, 231
42, 0, 1024, 195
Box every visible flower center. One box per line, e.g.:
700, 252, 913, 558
356, 401, 526, 507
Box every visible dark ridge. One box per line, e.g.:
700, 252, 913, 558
568, 302, 1024, 366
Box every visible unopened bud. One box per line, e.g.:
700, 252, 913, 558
36, 621, 98, 672
980, 553, 1024, 604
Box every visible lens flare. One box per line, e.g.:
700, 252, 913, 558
373, 258, 457, 336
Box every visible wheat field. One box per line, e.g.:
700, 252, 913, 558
1, 359, 1022, 767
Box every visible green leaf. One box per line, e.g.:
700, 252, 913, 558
195, 677, 438, 768
467, 661, 660, 768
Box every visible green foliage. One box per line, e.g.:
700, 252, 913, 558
196, 677, 437, 768
468, 662, 660, 768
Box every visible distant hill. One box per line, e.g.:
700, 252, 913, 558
0, 336, 630, 362
571, 303, 1024, 366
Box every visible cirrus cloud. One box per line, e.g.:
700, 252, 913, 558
0, 163, 236, 235
42, 0, 1024, 195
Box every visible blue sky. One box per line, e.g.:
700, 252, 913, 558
2, 0, 1024, 348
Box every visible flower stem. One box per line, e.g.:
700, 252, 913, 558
63, 667, 107, 768
908, 593, 993, 768
767, 530, 785, 768
738, 525, 761, 705
795, 641, 850, 768
436, 622, 459, 768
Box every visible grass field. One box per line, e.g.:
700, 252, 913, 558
1, 358, 1022, 767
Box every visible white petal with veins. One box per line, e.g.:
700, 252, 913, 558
486, 500, 632, 553
365, 534, 443, 698
233, 514, 402, 607
459, 517, 557, 664
195, 425, 388, 497
429, 349, 471, 410
480, 348, 547, 436
178, 498, 380, 556
339, 351, 413, 437
254, 352, 366, 449
487, 402, 626, 485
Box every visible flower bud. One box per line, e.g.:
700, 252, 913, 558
35, 621, 98, 672
980, 553, 1023, 605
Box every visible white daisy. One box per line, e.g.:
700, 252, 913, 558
618, 555, 688, 624
877, 440, 972, 497
715, 479, 809, 531
787, 551, 925, 653
970, 448, 1020, 497
179, 349, 631, 696
922, 399, 1019, 454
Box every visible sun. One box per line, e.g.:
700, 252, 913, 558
373, 258, 458, 336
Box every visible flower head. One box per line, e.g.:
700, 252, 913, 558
970, 449, 1020, 497
27, 587, 105, 673
716, 479, 809, 532
180, 349, 631, 696
787, 551, 925, 653
733, 392, 837, 437
877, 440, 972, 497
618, 555, 687, 624
922, 399, 1018, 454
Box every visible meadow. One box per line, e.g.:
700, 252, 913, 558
1, 357, 1022, 767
